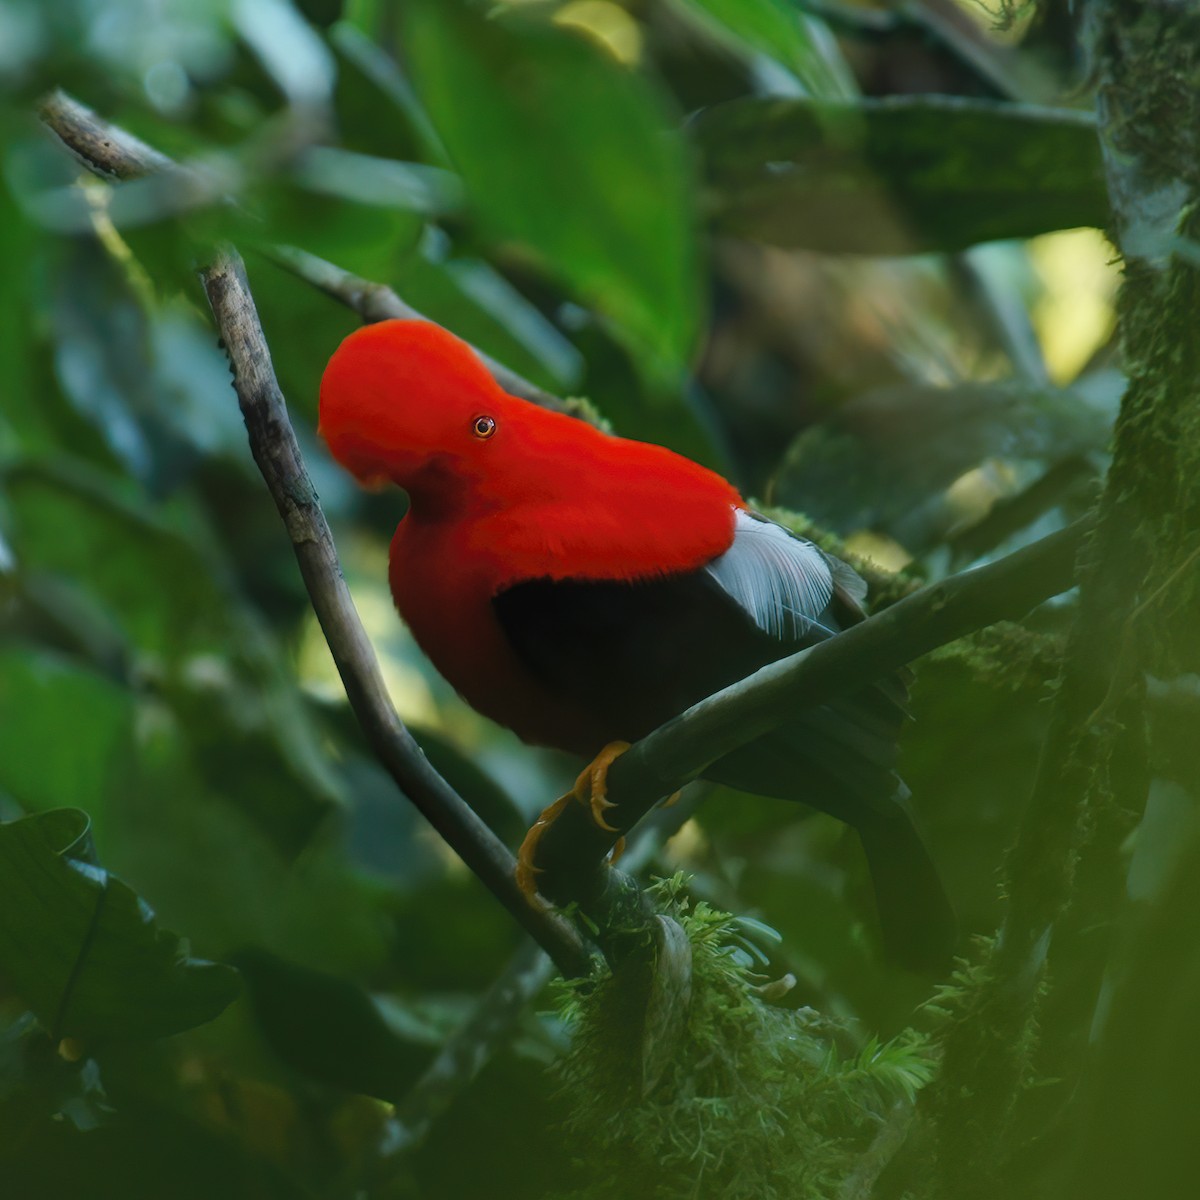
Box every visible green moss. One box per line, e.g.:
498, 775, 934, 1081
924, 623, 1064, 693
552, 877, 935, 1200
754, 503, 924, 609
561, 395, 614, 432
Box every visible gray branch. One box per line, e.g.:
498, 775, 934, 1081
38, 89, 591, 980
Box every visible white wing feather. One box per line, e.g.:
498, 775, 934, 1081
703, 509, 837, 640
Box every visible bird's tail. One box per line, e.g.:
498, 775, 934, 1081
856, 791, 957, 973
706, 700, 957, 972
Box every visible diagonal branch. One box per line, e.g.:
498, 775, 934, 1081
38, 89, 590, 979
37, 89, 175, 179
200, 251, 589, 976
534, 519, 1089, 906
263, 244, 580, 415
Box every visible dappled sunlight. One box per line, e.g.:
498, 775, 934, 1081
1030, 227, 1120, 384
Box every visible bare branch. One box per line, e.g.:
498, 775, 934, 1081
200, 249, 589, 976
38, 89, 590, 979
37, 89, 175, 180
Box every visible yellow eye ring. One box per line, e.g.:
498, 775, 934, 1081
472, 415, 497, 440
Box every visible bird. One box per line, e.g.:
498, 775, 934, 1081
319, 319, 955, 971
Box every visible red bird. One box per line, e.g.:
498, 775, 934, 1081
320, 320, 954, 970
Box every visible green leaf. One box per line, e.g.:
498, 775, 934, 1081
232, 0, 336, 108
0, 649, 133, 840
0, 809, 240, 1041
696, 96, 1109, 254
667, 0, 856, 99
291, 147, 463, 213
3, 467, 343, 851
403, 0, 701, 386
234, 949, 429, 1101
773, 378, 1115, 545
4, 462, 233, 663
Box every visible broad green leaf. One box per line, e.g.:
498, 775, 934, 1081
232, 0, 336, 108
667, 0, 856, 99
0, 809, 239, 1040
773, 378, 1115, 547
4, 462, 232, 662
291, 147, 462, 213
234, 949, 429, 1101
402, 0, 701, 386
0, 649, 133, 840
331, 19, 449, 163
695, 96, 1109, 254
3, 467, 343, 849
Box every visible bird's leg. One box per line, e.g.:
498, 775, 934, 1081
515, 741, 631, 901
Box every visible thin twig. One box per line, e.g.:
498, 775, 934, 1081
36, 90, 570, 417
264, 244, 577, 414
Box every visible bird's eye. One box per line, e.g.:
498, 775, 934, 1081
472, 415, 497, 440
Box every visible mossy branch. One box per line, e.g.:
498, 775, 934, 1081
533, 519, 1090, 911
926, 5, 1200, 1195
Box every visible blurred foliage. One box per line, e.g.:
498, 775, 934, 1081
697, 95, 1109, 254
0, 0, 1193, 1198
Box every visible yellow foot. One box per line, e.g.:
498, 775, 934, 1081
515, 794, 570, 901
575, 740, 631, 833
660, 790, 683, 809
514, 741, 631, 903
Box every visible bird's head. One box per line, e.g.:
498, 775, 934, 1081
319, 320, 509, 502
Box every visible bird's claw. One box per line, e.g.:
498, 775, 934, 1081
514, 741, 631, 905
577, 740, 630, 833
515, 794, 570, 902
